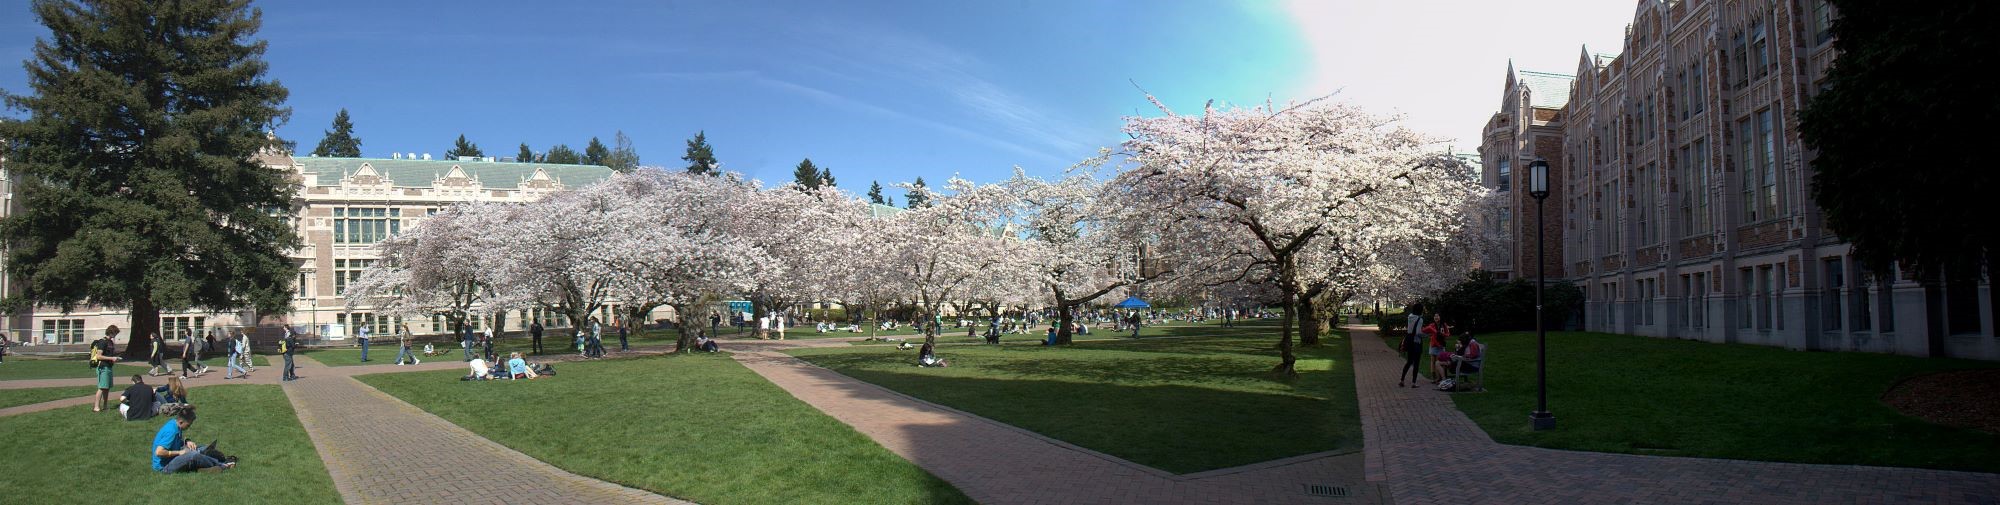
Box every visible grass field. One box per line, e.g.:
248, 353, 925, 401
359, 353, 971, 505
0, 384, 341, 504
0, 354, 265, 381
789, 320, 1360, 474
0, 386, 96, 409
1434, 331, 2000, 473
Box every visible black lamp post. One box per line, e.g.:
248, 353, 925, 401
1528, 158, 1556, 431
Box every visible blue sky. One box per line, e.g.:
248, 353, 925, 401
0, 0, 1636, 188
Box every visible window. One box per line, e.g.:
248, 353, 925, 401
1739, 268, 1756, 329
334, 258, 375, 296
339, 312, 399, 338
1823, 258, 1844, 331
1853, 266, 1873, 331
1877, 270, 1896, 332
296, 271, 311, 299
1689, 61, 1705, 114
42, 319, 86, 345
1750, 19, 1770, 79
1808, 0, 1836, 45
1757, 110, 1781, 220
1946, 264, 1983, 335
1637, 279, 1656, 326
1757, 266, 1776, 330
1497, 160, 1512, 191
1739, 118, 1759, 222
1498, 207, 1512, 237
1692, 272, 1709, 329
1692, 138, 1710, 234
333, 207, 401, 244
161, 317, 206, 340
1638, 163, 1657, 245
1730, 32, 1748, 89
1681, 275, 1695, 328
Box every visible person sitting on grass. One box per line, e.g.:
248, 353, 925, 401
119, 375, 156, 421
506, 352, 537, 380
155, 376, 190, 410
153, 407, 233, 474
917, 342, 947, 368
422, 342, 440, 357
699, 335, 720, 353
465, 357, 493, 380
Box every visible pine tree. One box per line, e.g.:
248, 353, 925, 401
583, 136, 609, 166
446, 134, 483, 160
905, 177, 930, 208
543, 144, 582, 164
819, 168, 836, 188
604, 130, 640, 173
516, 143, 533, 163
867, 181, 886, 205
311, 108, 362, 157
682, 131, 719, 175
792, 158, 822, 190
0, 0, 298, 358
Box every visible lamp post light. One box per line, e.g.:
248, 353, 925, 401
1528, 158, 1556, 431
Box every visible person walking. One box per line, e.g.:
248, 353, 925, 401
0, 331, 10, 364
235, 330, 255, 372
91, 326, 123, 412
178, 330, 199, 378
482, 327, 495, 363
1399, 306, 1426, 388
395, 325, 419, 365
586, 317, 604, 357
145, 332, 169, 376
709, 311, 721, 337
224, 329, 249, 379
529, 321, 544, 356
356, 323, 372, 362
617, 321, 629, 352
279, 327, 298, 381
461, 324, 476, 362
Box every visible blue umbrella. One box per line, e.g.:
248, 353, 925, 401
1113, 296, 1151, 309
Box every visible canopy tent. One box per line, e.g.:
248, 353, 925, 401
1113, 296, 1151, 309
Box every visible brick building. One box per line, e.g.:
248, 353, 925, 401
1479, 64, 1571, 281
1494, 0, 1993, 359
3, 151, 628, 348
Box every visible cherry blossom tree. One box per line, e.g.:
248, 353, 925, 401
879, 178, 1021, 346
1110, 96, 1481, 375
344, 202, 527, 335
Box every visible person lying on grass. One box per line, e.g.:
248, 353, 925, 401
153, 407, 233, 474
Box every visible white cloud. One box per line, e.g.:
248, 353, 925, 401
1283, 0, 1638, 151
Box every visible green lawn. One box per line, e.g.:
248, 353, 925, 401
358, 353, 971, 505
788, 321, 1360, 474
0, 384, 341, 504
0, 386, 96, 409
1, 354, 264, 381
1442, 331, 2000, 473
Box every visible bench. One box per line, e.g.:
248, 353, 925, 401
1450, 348, 1486, 392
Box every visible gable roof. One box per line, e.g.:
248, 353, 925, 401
294, 157, 615, 190
1516, 70, 1577, 110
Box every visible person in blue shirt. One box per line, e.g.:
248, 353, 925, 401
152, 408, 230, 473
506, 352, 537, 380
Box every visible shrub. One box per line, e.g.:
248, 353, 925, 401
1423, 270, 1581, 334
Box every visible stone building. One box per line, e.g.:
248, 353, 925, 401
4, 152, 621, 347
1503, 0, 1993, 359
1479, 64, 1572, 281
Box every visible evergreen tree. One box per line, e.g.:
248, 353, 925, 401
905, 177, 930, 208
819, 168, 836, 188
792, 158, 822, 190
583, 136, 609, 166
1800, 0, 1999, 283
543, 144, 582, 164
445, 134, 483, 160
604, 130, 640, 173
516, 143, 533, 163
682, 131, 719, 175
310, 108, 362, 157
867, 181, 887, 205
0, 0, 298, 358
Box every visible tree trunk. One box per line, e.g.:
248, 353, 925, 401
1055, 305, 1076, 345
1296, 297, 1321, 346
751, 296, 770, 339
672, 304, 697, 353
492, 311, 510, 338
122, 297, 161, 359
1273, 292, 1297, 376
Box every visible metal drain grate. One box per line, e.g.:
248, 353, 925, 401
1304, 484, 1350, 498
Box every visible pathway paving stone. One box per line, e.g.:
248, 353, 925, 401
728, 340, 1384, 505
280, 355, 690, 505
1346, 325, 2000, 505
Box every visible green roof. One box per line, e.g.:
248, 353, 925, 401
1518, 70, 1576, 109
294, 157, 616, 190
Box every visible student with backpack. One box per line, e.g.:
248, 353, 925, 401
279, 327, 298, 381
91, 326, 123, 413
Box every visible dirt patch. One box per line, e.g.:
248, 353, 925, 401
1882, 369, 2000, 435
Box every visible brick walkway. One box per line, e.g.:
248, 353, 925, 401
1345, 326, 2000, 505
728, 340, 1385, 505
281, 355, 689, 505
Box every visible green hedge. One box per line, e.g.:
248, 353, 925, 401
1423, 270, 1582, 334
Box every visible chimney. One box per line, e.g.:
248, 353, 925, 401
422, 153, 432, 160
392, 152, 402, 159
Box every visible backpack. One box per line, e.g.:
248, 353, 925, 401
1437, 379, 1456, 391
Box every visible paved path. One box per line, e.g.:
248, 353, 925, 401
1345, 325, 2000, 505
281, 354, 689, 505
728, 340, 1384, 505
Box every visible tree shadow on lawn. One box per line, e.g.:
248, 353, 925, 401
828, 367, 1360, 474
